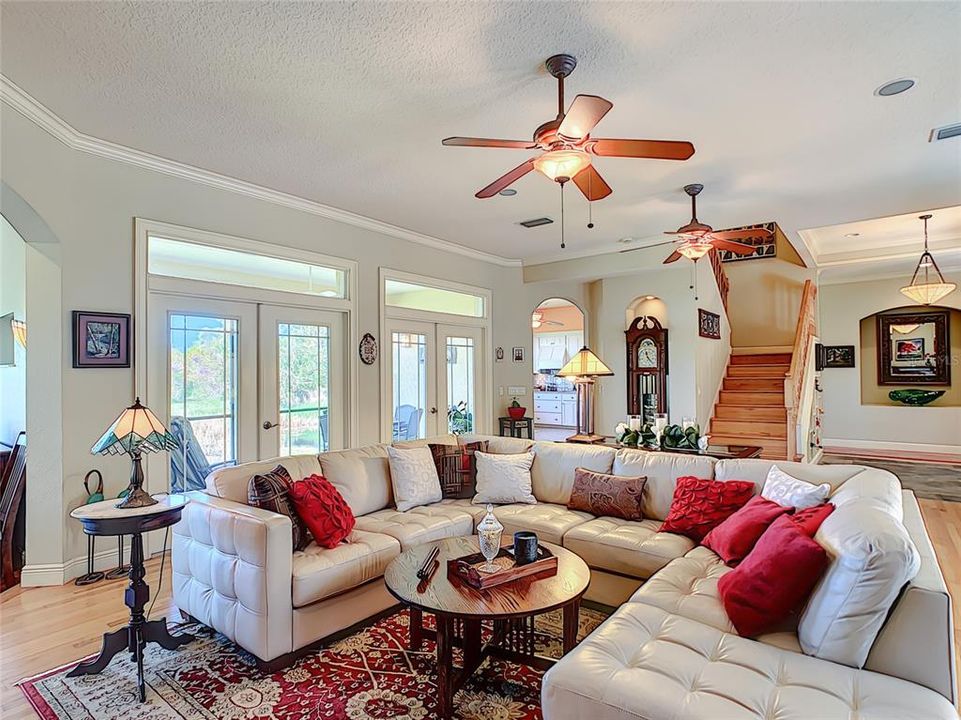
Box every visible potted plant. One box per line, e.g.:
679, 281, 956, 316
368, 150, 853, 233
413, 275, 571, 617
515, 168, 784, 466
507, 397, 526, 419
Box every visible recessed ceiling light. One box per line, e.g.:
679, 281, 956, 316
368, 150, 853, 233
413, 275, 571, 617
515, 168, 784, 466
498, 188, 517, 196
844, 232, 861, 238
874, 78, 915, 97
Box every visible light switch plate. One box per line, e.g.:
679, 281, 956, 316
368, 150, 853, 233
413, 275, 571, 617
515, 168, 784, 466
508, 386, 527, 396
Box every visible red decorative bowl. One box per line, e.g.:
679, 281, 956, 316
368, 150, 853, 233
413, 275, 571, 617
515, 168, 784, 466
507, 406, 526, 420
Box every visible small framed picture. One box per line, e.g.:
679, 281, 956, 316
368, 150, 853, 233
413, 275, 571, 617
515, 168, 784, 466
512, 346, 524, 363
72, 311, 131, 368
698, 308, 721, 340
823, 345, 855, 369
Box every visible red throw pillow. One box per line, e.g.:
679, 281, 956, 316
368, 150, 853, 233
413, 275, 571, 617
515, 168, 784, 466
788, 502, 835, 536
659, 476, 755, 541
717, 515, 829, 637
701, 495, 791, 565
288, 474, 356, 549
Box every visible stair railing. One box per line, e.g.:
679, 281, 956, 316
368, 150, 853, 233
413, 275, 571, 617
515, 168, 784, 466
708, 248, 730, 310
784, 280, 817, 461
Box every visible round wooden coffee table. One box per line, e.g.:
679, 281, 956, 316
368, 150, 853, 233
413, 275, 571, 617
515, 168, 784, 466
384, 536, 590, 719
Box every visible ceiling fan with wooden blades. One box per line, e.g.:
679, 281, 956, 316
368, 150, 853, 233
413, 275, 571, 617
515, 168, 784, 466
621, 184, 772, 263
442, 54, 696, 201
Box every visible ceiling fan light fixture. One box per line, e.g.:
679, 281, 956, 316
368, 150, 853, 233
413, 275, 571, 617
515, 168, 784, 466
899, 214, 957, 305
533, 149, 590, 182
676, 240, 714, 261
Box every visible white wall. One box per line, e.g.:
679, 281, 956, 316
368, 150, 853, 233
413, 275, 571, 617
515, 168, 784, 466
1, 105, 533, 580
819, 274, 961, 454
0, 215, 26, 445
694, 260, 731, 433
725, 258, 814, 349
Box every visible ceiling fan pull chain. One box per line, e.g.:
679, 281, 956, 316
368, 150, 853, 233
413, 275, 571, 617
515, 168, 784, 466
587, 172, 595, 229
560, 182, 566, 249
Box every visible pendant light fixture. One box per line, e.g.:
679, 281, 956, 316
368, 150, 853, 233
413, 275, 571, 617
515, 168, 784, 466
899, 214, 957, 305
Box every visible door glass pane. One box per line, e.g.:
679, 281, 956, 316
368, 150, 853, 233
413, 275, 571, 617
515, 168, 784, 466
392, 332, 427, 441
446, 336, 475, 435
169, 313, 238, 492
278, 322, 330, 455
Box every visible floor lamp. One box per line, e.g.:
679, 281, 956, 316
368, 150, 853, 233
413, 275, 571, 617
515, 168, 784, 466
557, 346, 613, 443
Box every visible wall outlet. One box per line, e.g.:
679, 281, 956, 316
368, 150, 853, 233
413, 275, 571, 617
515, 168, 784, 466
508, 386, 527, 396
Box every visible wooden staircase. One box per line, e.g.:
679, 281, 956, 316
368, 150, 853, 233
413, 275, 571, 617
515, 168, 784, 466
710, 352, 791, 459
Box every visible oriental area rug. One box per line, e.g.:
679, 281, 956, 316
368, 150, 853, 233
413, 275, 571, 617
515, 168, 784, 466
18, 607, 607, 720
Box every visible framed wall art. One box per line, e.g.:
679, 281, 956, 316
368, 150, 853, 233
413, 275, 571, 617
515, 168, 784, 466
876, 310, 950, 385
823, 345, 855, 369
512, 347, 524, 363
72, 311, 131, 368
697, 308, 721, 340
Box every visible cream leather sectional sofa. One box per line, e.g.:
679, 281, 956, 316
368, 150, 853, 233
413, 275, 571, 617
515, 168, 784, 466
171, 434, 957, 719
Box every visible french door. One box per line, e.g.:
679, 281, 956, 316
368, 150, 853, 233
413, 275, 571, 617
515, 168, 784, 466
384, 320, 486, 441
147, 294, 345, 496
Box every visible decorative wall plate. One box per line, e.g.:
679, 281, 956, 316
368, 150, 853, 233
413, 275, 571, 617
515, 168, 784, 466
359, 333, 378, 365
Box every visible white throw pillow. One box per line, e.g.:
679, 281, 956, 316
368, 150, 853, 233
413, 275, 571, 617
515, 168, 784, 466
762, 465, 831, 509
799, 504, 920, 667
473, 451, 536, 505
387, 446, 442, 512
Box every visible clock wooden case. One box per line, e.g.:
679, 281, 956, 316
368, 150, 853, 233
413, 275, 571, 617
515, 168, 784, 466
626, 316, 668, 422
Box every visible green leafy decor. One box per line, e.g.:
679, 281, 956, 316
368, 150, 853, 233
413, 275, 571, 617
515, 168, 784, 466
888, 389, 945, 406
660, 424, 701, 451
615, 422, 657, 448
448, 401, 473, 434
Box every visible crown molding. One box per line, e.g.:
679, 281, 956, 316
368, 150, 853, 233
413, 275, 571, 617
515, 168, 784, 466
0, 74, 522, 268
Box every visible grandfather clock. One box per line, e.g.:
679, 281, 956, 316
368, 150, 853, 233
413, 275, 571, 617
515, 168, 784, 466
626, 316, 668, 424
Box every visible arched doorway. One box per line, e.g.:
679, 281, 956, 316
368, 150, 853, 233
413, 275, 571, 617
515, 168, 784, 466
531, 298, 585, 441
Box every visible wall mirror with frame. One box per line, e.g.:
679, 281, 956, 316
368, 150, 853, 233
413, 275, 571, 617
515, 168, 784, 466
876, 310, 950, 386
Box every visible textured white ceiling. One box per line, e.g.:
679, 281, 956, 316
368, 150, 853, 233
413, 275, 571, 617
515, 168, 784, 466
2, 1, 960, 264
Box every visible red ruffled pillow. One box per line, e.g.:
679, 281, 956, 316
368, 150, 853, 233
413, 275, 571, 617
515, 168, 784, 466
717, 515, 829, 637
701, 495, 791, 565
788, 502, 835, 536
659, 476, 755, 541
288, 474, 355, 549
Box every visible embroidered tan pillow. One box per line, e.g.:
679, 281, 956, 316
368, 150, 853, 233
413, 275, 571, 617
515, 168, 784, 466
567, 467, 647, 521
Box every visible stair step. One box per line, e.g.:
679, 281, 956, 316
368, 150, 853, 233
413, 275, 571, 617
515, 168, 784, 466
719, 390, 785, 406
711, 419, 787, 439
724, 377, 784, 392
714, 405, 786, 422
730, 353, 793, 366
727, 364, 790, 378
710, 433, 788, 458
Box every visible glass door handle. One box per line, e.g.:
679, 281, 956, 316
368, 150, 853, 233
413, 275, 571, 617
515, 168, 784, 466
262, 420, 279, 430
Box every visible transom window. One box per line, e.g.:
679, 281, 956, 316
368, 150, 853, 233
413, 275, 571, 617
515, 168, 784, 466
384, 279, 485, 318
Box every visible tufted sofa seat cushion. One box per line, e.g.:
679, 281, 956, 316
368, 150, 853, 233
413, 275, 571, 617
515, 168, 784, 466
353, 504, 474, 549
434, 497, 488, 523
291, 530, 400, 608
541, 601, 957, 720
490, 502, 594, 545
563, 516, 694, 580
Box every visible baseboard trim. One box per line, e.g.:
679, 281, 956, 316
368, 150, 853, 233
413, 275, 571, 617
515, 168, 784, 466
21, 541, 133, 587
822, 438, 961, 463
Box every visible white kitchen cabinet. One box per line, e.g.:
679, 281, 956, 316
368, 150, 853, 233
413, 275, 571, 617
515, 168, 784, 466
534, 391, 577, 427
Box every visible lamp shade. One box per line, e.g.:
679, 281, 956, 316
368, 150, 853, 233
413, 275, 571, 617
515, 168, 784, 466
533, 149, 591, 182
557, 346, 613, 378
677, 240, 714, 261
899, 214, 957, 305
91, 398, 177, 456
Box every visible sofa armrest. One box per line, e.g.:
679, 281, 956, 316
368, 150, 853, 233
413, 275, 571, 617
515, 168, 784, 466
866, 490, 956, 707
173, 491, 294, 662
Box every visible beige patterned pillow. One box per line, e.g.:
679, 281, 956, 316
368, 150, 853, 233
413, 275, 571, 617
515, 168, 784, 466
387, 446, 442, 512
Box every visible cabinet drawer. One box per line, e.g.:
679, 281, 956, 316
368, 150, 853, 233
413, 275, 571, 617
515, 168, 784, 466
535, 411, 564, 425
534, 400, 562, 412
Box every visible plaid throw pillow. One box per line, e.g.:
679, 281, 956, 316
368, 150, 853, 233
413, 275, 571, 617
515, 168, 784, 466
428, 441, 487, 499
248, 465, 311, 551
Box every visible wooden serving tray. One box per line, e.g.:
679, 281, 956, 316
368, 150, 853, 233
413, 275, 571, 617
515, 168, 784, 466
447, 544, 558, 590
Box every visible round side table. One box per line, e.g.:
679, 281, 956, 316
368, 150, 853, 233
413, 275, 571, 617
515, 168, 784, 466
67, 494, 193, 702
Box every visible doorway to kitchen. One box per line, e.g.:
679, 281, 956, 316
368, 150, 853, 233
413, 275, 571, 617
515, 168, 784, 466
531, 298, 585, 441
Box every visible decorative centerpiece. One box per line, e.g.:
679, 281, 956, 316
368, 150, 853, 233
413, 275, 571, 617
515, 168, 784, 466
615, 421, 657, 448
660, 423, 702, 452
476, 504, 504, 572
888, 389, 946, 406
507, 397, 526, 420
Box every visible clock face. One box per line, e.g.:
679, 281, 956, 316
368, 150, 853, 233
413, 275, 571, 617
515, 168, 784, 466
638, 338, 658, 368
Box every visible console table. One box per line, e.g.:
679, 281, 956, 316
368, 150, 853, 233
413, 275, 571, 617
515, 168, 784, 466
498, 416, 534, 439
68, 494, 193, 702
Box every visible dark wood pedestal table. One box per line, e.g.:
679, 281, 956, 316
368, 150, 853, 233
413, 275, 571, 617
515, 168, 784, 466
385, 537, 590, 719
67, 494, 193, 702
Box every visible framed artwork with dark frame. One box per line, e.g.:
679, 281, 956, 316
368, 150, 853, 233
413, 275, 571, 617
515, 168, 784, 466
876, 310, 950, 385
823, 345, 855, 369
698, 308, 721, 340
72, 311, 131, 368
511, 346, 525, 363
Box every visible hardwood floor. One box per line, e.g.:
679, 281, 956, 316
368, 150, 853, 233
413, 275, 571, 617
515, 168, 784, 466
2, 502, 960, 718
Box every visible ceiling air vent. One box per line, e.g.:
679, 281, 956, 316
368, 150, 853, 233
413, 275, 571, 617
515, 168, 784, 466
519, 217, 554, 228
930, 123, 961, 142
